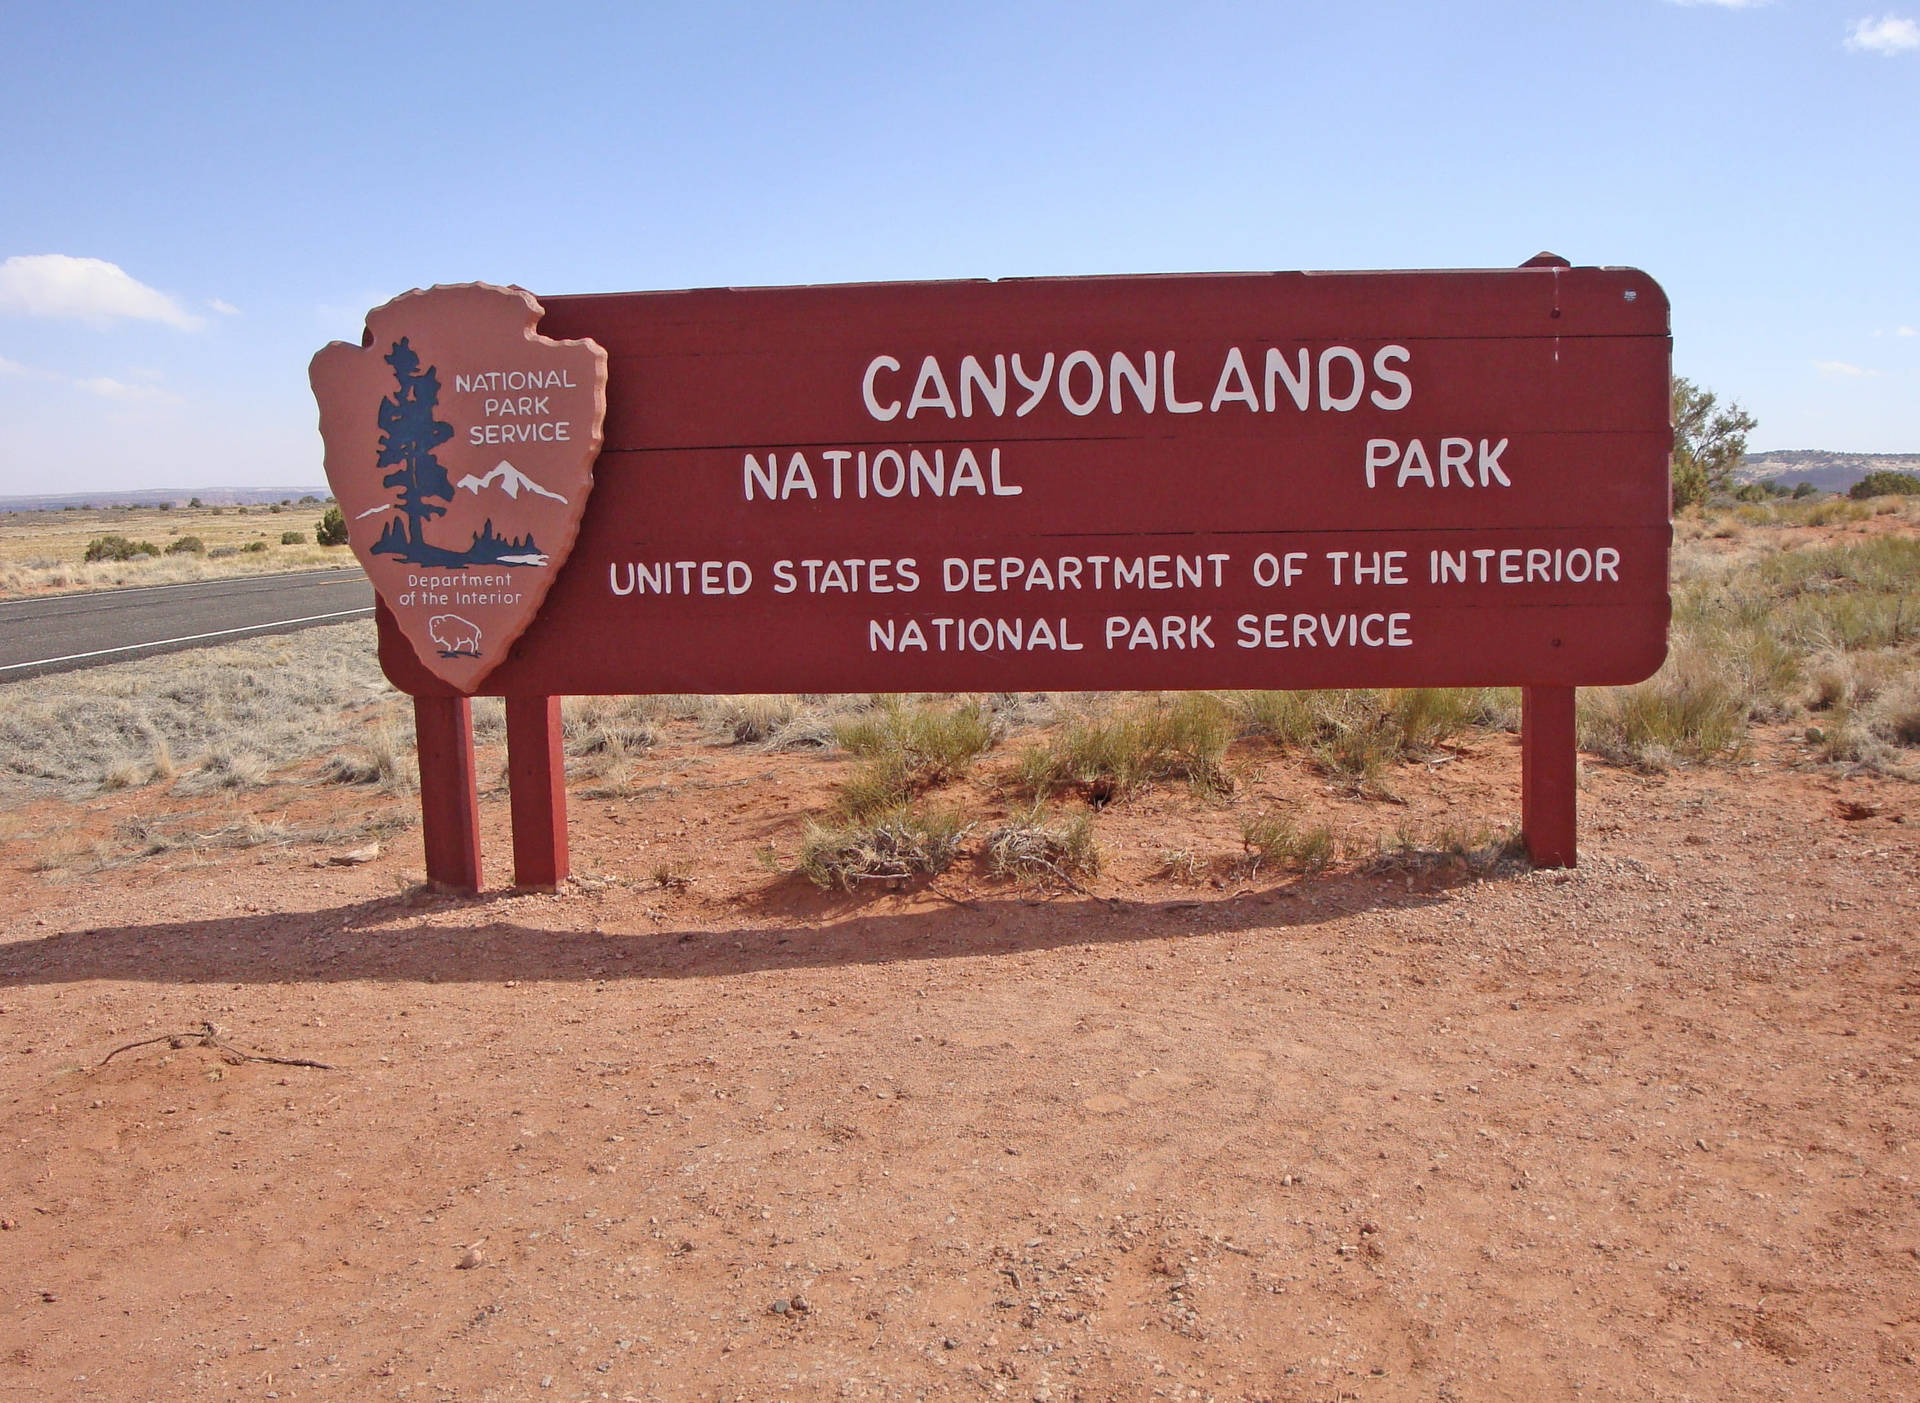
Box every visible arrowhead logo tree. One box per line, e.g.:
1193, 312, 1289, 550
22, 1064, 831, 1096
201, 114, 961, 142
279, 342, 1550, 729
374, 337, 457, 560
310, 284, 608, 691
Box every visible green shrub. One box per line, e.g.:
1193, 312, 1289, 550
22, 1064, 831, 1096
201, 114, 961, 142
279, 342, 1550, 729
833, 697, 998, 818
1020, 692, 1232, 804
1577, 644, 1748, 770
83, 534, 160, 562
1231, 687, 1503, 790
1849, 471, 1920, 500
163, 535, 205, 556
280, 530, 306, 545
1240, 809, 1338, 875
241, 540, 268, 554
315, 507, 349, 546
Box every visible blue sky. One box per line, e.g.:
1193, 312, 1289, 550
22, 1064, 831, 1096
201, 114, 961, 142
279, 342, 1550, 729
2, 0, 1916, 493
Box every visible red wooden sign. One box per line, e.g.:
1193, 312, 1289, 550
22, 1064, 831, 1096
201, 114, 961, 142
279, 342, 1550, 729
321, 260, 1673, 887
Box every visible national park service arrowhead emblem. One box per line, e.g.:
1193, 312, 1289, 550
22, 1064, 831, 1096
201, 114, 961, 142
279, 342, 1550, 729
310, 283, 607, 692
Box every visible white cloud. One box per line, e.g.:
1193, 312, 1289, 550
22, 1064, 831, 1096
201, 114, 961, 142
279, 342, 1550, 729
1899, 325, 1919, 337
1814, 360, 1880, 377
0, 254, 203, 330
74, 375, 181, 403
1846, 14, 1920, 53
208, 297, 241, 316
0, 354, 182, 402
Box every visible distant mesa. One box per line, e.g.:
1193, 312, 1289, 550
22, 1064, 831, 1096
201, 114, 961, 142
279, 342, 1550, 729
1737, 450, 1920, 494
0, 486, 332, 513
454, 459, 569, 505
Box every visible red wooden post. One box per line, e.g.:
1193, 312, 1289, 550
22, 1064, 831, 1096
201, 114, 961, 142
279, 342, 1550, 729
413, 695, 482, 891
506, 694, 569, 888
1521, 685, 1578, 868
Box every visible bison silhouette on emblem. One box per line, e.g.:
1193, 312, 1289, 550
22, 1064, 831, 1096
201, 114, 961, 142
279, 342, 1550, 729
428, 614, 483, 658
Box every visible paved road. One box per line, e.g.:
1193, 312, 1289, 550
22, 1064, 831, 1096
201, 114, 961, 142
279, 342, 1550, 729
0, 569, 375, 683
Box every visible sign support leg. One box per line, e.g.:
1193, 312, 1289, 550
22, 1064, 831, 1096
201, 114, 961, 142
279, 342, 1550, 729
507, 695, 569, 889
1521, 685, 1578, 868
414, 695, 483, 891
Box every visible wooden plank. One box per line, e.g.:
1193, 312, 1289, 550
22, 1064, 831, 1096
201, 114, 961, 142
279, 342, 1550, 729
1522, 685, 1579, 868
412, 691, 482, 891
379, 529, 1671, 697
506, 695, 568, 889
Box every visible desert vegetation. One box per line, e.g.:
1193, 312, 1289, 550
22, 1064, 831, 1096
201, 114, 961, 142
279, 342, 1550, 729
3, 496, 1915, 887
0, 501, 348, 596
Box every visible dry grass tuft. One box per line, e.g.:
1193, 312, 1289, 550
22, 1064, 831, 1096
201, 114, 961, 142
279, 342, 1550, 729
562, 696, 662, 774
1370, 821, 1526, 879
106, 811, 413, 867
710, 694, 799, 744
1578, 643, 1748, 771
794, 807, 972, 891
1018, 693, 1232, 804
1239, 809, 1340, 876
984, 808, 1100, 885
1231, 688, 1508, 792
833, 697, 999, 819
318, 724, 413, 790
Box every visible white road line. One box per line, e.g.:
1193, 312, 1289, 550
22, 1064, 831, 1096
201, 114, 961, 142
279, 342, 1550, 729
0, 606, 375, 673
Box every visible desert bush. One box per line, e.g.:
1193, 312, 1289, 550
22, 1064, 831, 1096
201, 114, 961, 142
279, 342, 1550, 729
794, 807, 971, 891
242, 541, 268, 554
562, 696, 661, 762
1233, 687, 1501, 791
319, 725, 411, 789
1153, 850, 1210, 885
1849, 470, 1920, 500
1578, 642, 1747, 770
1370, 821, 1525, 878
1869, 675, 1920, 748
836, 696, 997, 775
985, 808, 1100, 883
281, 529, 307, 545
833, 697, 998, 818
84, 534, 160, 562
1230, 690, 1322, 748
316, 506, 349, 546
183, 745, 270, 791
711, 694, 798, 744
1020, 692, 1232, 803
1235, 688, 1502, 754
1240, 809, 1338, 876
164, 535, 205, 555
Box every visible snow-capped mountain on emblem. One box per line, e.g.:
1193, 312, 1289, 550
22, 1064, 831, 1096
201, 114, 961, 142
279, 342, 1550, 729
455, 459, 570, 505
310, 283, 607, 692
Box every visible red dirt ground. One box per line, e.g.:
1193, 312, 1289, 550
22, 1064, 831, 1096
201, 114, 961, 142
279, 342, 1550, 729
2, 721, 1916, 1402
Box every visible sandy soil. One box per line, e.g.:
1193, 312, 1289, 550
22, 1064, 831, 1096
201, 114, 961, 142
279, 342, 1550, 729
2, 720, 1916, 1403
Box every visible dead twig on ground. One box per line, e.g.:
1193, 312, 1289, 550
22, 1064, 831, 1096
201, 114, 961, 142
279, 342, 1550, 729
98, 1020, 335, 1070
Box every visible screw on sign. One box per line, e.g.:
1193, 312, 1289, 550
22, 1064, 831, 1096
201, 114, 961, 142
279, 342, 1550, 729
310, 260, 1671, 890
